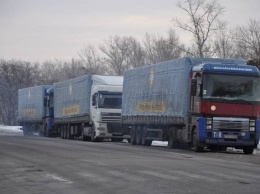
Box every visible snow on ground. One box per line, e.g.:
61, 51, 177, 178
0, 126, 259, 155
0, 125, 22, 131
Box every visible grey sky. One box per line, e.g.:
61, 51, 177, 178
0, 0, 259, 63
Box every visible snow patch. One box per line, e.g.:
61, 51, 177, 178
0, 125, 22, 132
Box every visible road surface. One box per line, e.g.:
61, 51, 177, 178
0, 130, 260, 194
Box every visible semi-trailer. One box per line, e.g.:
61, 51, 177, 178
121, 57, 260, 154
18, 75, 129, 142
17, 85, 53, 136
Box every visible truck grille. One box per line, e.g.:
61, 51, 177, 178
213, 117, 249, 131
101, 112, 121, 122
107, 123, 122, 134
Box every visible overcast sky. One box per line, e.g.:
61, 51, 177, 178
0, 0, 260, 63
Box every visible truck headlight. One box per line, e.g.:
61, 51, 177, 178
249, 120, 255, 127
206, 117, 213, 130
249, 119, 255, 131
249, 127, 255, 132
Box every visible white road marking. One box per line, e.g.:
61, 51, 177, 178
171, 170, 218, 182
138, 170, 178, 180
107, 171, 145, 182
203, 171, 255, 183
80, 172, 108, 182
46, 174, 73, 184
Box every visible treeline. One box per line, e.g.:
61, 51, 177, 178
0, 0, 260, 125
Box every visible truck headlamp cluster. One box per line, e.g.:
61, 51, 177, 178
206, 117, 213, 130
249, 119, 255, 132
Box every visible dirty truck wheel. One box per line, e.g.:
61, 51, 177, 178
91, 128, 97, 142
243, 147, 254, 155
168, 128, 180, 149
130, 126, 136, 145
141, 126, 152, 146
136, 125, 142, 145
192, 129, 204, 152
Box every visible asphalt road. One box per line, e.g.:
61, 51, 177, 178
0, 132, 260, 194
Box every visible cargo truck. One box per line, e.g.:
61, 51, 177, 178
122, 57, 260, 154
17, 85, 53, 136
18, 75, 128, 142
48, 75, 127, 141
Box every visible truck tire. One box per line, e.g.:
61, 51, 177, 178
45, 124, 50, 137
90, 127, 97, 142
136, 125, 142, 145
192, 128, 204, 152
64, 126, 67, 139
38, 125, 44, 137
243, 147, 254, 155
168, 128, 180, 149
81, 128, 87, 141
130, 126, 136, 145
61, 127, 64, 139
23, 129, 28, 136
141, 126, 152, 146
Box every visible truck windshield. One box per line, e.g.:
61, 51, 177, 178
98, 93, 122, 109
202, 74, 260, 102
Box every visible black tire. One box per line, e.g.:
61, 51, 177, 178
130, 126, 136, 145
209, 145, 219, 152
61, 127, 65, 139
168, 128, 180, 149
38, 125, 44, 137
81, 128, 87, 141
192, 128, 204, 152
141, 126, 152, 146
45, 124, 50, 137
63, 126, 67, 139
219, 146, 227, 152
111, 138, 121, 142
90, 127, 97, 142
136, 125, 142, 145
23, 129, 28, 136
243, 147, 254, 155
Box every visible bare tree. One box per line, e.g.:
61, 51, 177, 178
0, 59, 40, 125
233, 19, 260, 68
172, 0, 226, 57
100, 36, 145, 75
213, 27, 236, 58
143, 29, 185, 64
78, 45, 107, 75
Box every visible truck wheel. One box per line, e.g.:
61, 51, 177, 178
61, 127, 64, 139
64, 126, 67, 139
136, 125, 142, 145
23, 129, 28, 136
67, 127, 73, 139
243, 147, 254, 155
141, 126, 152, 146
208, 145, 219, 152
168, 128, 180, 149
90, 128, 97, 142
45, 124, 50, 137
130, 126, 136, 145
81, 128, 87, 141
38, 125, 44, 137
192, 128, 204, 152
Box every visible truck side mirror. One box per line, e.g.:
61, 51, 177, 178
92, 93, 97, 107
44, 97, 48, 107
191, 79, 197, 96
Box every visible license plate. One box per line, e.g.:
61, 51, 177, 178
224, 135, 237, 139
